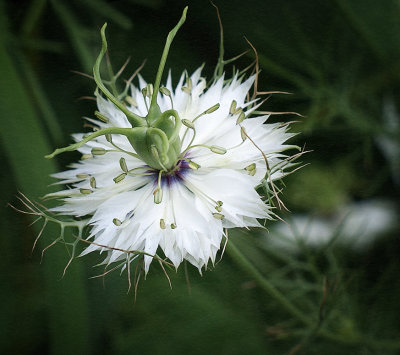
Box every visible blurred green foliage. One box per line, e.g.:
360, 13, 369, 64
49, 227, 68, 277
0, 0, 399, 354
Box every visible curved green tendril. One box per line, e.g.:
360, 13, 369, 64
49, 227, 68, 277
149, 7, 188, 111
45, 127, 136, 158
95, 24, 146, 127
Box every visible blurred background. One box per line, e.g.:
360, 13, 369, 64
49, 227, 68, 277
1, 0, 399, 354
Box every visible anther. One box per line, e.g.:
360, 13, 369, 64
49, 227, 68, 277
205, 103, 220, 114
91, 147, 107, 155
171, 223, 177, 229
146, 84, 153, 97
119, 157, 128, 172
113, 173, 126, 183
125, 96, 137, 107
81, 154, 92, 160
210, 145, 227, 155
182, 119, 194, 129
245, 163, 256, 176
76, 173, 89, 179
80, 188, 92, 195
230, 100, 237, 115
215, 205, 222, 212
160, 87, 171, 96
105, 133, 113, 143
160, 219, 166, 229
236, 112, 245, 125
240, 126, 247, 141
188, 160, 201, 170
94, 111, 109, 123
181, 77, 192, 93
212, 213, 225, 220
153, 188, 163, 204
217, 201, 223, 206
113, 218, 122, 226
90, 177, 96, 188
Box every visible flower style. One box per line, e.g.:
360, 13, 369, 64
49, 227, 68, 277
43, 8, 298, 274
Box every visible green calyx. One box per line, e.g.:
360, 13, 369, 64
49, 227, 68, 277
46, 7, 188, 172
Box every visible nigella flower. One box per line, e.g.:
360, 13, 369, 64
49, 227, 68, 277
41, 8, 299, 274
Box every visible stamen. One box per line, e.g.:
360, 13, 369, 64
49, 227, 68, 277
105, 133, 113, 143
230, 100, 237, 114
94, 110, 109, 123
181, 77, 192, 94
205, 103, 220, 114
170, 223, 177, 229
160, 219, 166, 229
76, 173, 89, 179
113, 218, 122, 226
153, 170, 163, 204
182, 119, 194, 129
125, 95, 137, 107
90, 177, 96, 188
80, 188, 92, 194
210, 145, 227, 155
188, 160, 200, 170
240, 126, 247, 141
113, 173, 127, 183
236, 111, 245, 125
91, 147, 107, 155
119, 157, 128, 172
160, 86, 174, 109
212, 213, 225, 220
81, 154, 92, 160
159, 86, 171, 96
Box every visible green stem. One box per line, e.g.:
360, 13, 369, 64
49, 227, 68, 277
149, 7, 188, 110
226, 240, 313, 326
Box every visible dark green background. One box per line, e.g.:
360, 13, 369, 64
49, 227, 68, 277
1, 0, 399, 354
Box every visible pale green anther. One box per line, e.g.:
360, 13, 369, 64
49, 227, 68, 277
236, 111, 245, 125
80, 188, 92, 195
90, 177, 96, 188
249, 168, 256, 176
212, 213, 225, 220
146, 83, 153, 97
215, 205, 222, 212
125, 95, 137, 107
181, 77, 192, 93
95, 111, 109, 123
159, 86, 171, 96
91, 147, 107, 155
105, 133, 112, 143
119, 157, 128, 172
160, 219, 166, 229
182, 119, 194, 129
81, 154, 92, 160
141, 87, 148, 97
230, 100, 237, 115
76, 173, 89, 179
210, 145, 227, 154
217, 200, 223, 206
154, 188, 163, 204
188, 160, 201, 170
113, 218, 122, 226
240, 126, 247, 141
245, 163, 256, 171
171, 223, 177, 229
181, 86, 191, 94
113, 173, 126, 183
205, 103, 220, 114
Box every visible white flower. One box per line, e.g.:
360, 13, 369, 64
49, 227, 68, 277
49, 68, 296, 273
